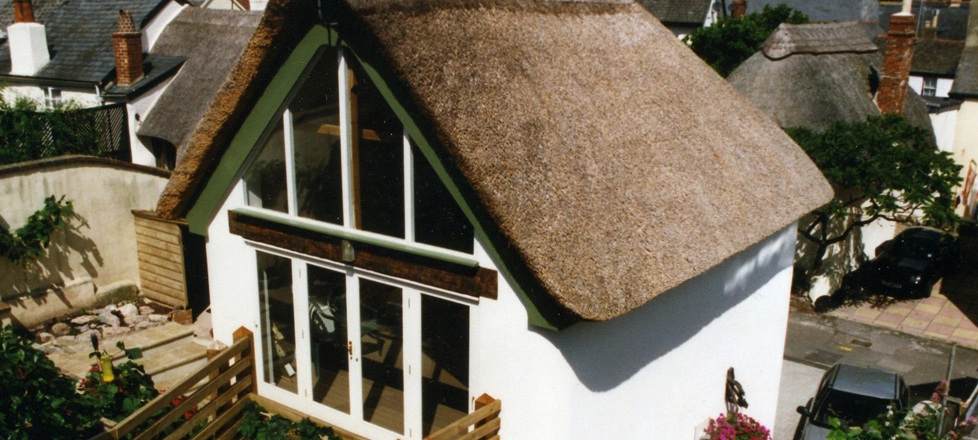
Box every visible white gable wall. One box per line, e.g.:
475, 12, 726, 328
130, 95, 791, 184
202, 176, 796, 439
470, 223, 796, 439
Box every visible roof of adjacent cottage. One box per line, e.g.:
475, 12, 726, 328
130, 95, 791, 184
879, 2, 971, 42
747, 0, 878, 23
728, 22, 934, 134
157, 0, 833, 322
950, 3, 978, 98
636, 0, 712, 25
136, 8, 262, 150
912, 39, 964, 76
0, 0, 170, 84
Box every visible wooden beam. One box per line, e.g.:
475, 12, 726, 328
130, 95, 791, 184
317, 124, 398, 143
229, 211, 497, 299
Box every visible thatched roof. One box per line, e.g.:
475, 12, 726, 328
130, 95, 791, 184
950, 4, 978, 99
158, 0, 832, 322
728, 22, 935, 134
136, 8, 262, 150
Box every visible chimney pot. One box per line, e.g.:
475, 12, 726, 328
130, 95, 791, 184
13, 0, 34, 23
731, 0, 747, 18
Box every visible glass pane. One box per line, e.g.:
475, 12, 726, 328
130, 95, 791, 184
422, 296, 469, 435
413, 144, 474, 253
292, 47, 343, 225
350, 56, 404, 238
309, 265, 350, 413
360, 279, 404, 434
256, 251, 296, 393
243, 118, 287, 213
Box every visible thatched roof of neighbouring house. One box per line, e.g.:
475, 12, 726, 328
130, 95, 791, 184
158, 0, 832, 322
728, 21, 934, 134
136, 8, 262, 152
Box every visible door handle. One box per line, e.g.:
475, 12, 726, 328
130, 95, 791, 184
348, 340, 353, 358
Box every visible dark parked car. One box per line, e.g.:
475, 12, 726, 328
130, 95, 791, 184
794, 364, 910, 440
846, 227, 958, 299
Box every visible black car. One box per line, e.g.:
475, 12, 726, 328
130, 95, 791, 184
794, 364, 910, 440
848, 227, 958, 299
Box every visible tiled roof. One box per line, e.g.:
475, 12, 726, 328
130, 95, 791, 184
636, 0, 712, 25
0, 0, 170, 84
950, 4, 978, 98
879, 2, 971, 41
748, 0, 878, 23
912, 39, 964, 76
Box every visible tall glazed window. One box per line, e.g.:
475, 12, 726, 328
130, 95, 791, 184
256, 251, 297, 393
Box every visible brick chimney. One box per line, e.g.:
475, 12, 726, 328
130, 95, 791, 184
876, 0, 916, 115
731, 0, 747, 18
113, 9, 143, 86
7, 0, 49, 75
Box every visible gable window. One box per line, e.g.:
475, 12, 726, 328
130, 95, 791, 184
922, 77, 937, 97
241, 45, 473, 254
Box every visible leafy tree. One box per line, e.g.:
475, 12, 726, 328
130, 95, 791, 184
683, 4, 809, 77
787, 115, 961, 275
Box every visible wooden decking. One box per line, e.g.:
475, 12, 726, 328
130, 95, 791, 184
92, 327, 500, 440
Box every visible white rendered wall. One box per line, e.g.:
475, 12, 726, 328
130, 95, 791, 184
142, 0, 186, 50
931, 107, 958, 153
909, 76, 955, 99
470, 224, 796, 439
954, 100, 978, 218
127, 77, 175, 167
203, 175, 796, 439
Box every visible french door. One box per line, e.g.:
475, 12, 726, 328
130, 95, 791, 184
255, 249, 471, 440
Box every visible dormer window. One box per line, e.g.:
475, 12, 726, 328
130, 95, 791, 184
242, 45, 474, 254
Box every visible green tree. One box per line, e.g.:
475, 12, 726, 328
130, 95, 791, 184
787, 115, 961, 275
683, 4, 809, 77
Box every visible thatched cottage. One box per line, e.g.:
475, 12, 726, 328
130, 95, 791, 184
156, 0, 831, 438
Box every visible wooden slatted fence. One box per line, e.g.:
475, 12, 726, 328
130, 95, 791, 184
424, 394, 501, 440
133, 211, 189, 307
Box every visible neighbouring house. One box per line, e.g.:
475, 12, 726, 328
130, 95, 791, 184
727, 19, 934, 293
636, 0, 719, 36
950, 4, 978, 220
747, 0, 880, 22
154, 0, 832, 438
106, 7, 262, 168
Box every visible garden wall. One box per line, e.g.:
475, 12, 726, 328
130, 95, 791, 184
0, 156, 170, 327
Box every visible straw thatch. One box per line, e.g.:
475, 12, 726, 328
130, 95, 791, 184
728, 22, 935, 133
137, 8, 262, 152
159, 0, 832, 321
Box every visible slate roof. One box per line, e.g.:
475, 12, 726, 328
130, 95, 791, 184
158, 0, 833, 322
0, 0, 170, 84
879, 2, 971, 41
912, 39, 964, 76
136, 8, 261, 150
636, 0, 712, 25
728, 22, 935, 135
950, 3, 978, 98
747, 0, 878, 23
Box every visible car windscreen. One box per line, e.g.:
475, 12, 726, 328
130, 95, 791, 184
813, 390, 894, 427
895, 236, 939, 260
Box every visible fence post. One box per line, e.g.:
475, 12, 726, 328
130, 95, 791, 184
474, 393, 499, 440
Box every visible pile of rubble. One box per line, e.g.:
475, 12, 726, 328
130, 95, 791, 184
34, 298, 176, 351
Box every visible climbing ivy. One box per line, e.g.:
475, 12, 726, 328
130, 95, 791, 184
0, 195, 75, 263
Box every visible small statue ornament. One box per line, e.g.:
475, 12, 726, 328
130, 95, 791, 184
725, 367, 748, 416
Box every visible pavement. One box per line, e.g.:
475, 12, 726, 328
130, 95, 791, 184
777, 308, 978, 439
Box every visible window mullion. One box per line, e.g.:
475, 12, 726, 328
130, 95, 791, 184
403, 130, 415, 242
338, 48, 355, 229
283, 109, 298, 216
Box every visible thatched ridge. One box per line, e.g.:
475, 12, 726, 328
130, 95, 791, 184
729, 21, 934, 133
159, 0, 832, 321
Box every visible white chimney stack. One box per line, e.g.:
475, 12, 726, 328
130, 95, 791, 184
900, 0, 912, 15
7, 0, 49, 76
